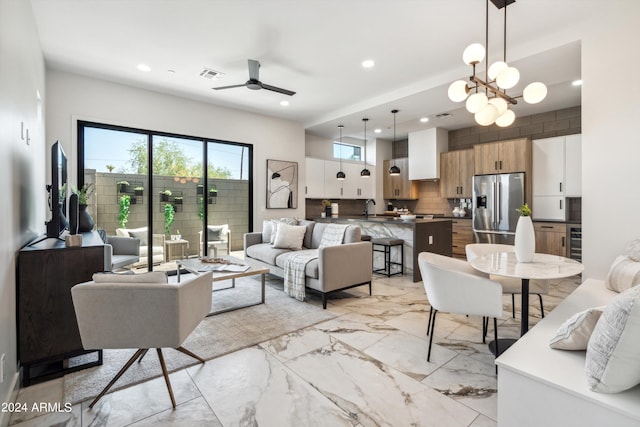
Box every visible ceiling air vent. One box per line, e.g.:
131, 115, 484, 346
435, 113, 452, 118
199, 68, 224, 80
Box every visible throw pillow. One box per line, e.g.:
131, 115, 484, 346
93, 271, 168, 283
207, 225, 225, 241
262, 220, 274, 243
549, 306, 604, 350
624, 239, 640, 262
585, 285, 640, 393
605, 255, 640, 293
128, 229, 148, 246
97, 228, 108, 243
272, 222, 306, 250
268, 218, 298, 245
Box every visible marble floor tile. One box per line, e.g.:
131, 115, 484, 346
469, 414, 498, 427
81, 369, 201, 427
7, 403, 81, 427
188, 347, 355, 427
259, 327, 332, 362
315, 312, 397, 350
9, 378, 65, 425
128, 397, 222, 427
384, 310, 430, 338
422, 353, 498, 420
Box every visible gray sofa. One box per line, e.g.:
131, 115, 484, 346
244, 220, 372, 308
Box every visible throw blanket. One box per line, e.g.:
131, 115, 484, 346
319, 223, 349, 247
284, 249, 318, 301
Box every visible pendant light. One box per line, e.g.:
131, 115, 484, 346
360, 118, 371, 177
388, 109, 401, 176
336, 125, 345, 180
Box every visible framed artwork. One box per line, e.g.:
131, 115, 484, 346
266, 159, 298, 209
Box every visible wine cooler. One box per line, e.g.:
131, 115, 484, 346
567, 223, 582, 262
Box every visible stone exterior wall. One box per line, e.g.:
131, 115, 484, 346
84, 170, 248, 255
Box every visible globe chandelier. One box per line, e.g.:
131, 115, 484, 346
448, 0, 547, 127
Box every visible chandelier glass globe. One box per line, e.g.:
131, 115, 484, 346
488, 61, 508, 80
463, 43, 485, 65
475, 104, 499, 126
488, 97, 508, 116
448, 80, 469, 102
496, 66, 520, 89
523, 82, 548, 104
495, 109, 516, 127
466, 92, 488, 113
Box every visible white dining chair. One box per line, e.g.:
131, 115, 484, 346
465, 243, 549, 318
418, 252, 503, 362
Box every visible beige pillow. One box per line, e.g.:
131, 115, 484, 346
92, 271, 168, 283
549, 306, 604, 350
272, 222, 306, 250
268, 218, 298, 244
605, 255, 640, 293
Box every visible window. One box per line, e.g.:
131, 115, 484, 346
333, 142, 361, 161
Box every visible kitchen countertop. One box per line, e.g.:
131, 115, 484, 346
312, 215, 452, 225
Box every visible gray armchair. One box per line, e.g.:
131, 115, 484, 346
71, 272, 212, 409
104, 236, 140, 271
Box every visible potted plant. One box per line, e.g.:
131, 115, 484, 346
208, 188, 217, 205
198, 196, 204, 220
164, 203, 175, 235
196, 184, 204, 195
71, 183, 96, 232
322, 199, 332, 217
134, 186, 144, 196
72, 183, 94, 205
106, 164, 115, 173
174, 196, 183, 205
515, 203, 535, 262
118, 194, 131, 228
117, 180, 129, 193
160, 189, 172, 202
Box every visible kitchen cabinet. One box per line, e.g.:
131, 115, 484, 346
532, 134, 582, 220
305, 157, 325, 198
323, 160, 343, 198
440, 149, 474, 198
451, 218, 473, 258
474, 138, 531, 175
383, 158, 418, 200
342, 162, 374, 199
408, 128, 448, 180
534, 222, 567, 257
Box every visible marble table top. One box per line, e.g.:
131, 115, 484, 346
469, 252, 584, 281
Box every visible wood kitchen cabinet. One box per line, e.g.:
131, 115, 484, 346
440, 149, 474, 198
383, 158, 418, 200
534, 222, 567, 257
474, 138, 531, 175
451, 218, 473, 258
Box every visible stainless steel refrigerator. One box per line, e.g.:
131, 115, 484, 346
472, 172, 525, 244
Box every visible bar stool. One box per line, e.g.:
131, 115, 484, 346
361, 234, 372, 241
371, 237, 404, 277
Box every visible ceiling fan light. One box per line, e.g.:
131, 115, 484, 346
463, 43, 485, 65
496, 66, 520, 89
495, 109, 516, 127
488, 61, 508, 80
360, 168, 371, 177
523, 82, 548, 104
336, 171, 346, 180
448, 80, 470, 102
466, 92, 488, 113
488, 97, 508, 116
474, 104, 498, 126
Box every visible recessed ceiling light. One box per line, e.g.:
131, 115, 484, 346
137, 64, 151, 72
572, 79, 583, 86
362, 60, 375, 68
167, 69, 176, 74
420, 117, 429, 123
374, 128, 382, 133
280, 100, 290, 107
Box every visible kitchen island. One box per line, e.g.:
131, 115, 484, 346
313, 216, 452, 282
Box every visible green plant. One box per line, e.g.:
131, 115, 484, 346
161, 189, 172, 196
72, 183, 94, 205
164, 203, 175, 235
106, 164, 115, 172
117, 180, 129, 186
118, 194, 131, 228
198, 196, 204, 220
516, 203, 532, 216
134, 186, 144, 191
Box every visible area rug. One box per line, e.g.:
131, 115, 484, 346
63, 274, 335, 404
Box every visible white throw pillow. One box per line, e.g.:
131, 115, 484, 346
92, 271, 168, 283
268, 218, 298, 244
605, 255, 640, 293
624, 239, 640, 262
585, 286, 640, 393
549, 306, 604, 350
272, 222, 306, 250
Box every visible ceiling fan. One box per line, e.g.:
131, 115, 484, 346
213, 59, 296, 96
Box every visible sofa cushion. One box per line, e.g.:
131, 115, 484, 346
605, 255, 640, 293
297, 220, 316, 249
311, 223, 361, 248
623, 239, 640, 262
549, 306, 604, 350
128, 229, 148, 245
207, 224, 227, 241
246, 243, 291, 265
586, 285, 640, 393
272, 223, 307, 250
264, 218, 299, 244
275, 251, 319, 279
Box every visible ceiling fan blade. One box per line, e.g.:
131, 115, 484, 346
248, 59, 260, 81
260, 83, 296, 96
212, 83, 247, 90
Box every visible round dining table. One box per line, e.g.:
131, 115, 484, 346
469, 251, 583, 355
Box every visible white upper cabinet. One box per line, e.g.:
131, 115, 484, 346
305, 157, 374, 199
408, 128, 448, 180
564, 134, 582, 196
304, 157, 325, 199
323, 160, 343, 199
533, 136, 565, 196
342, 163, 374, 199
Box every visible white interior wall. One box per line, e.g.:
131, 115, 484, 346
581, 2, 640, 278
0, 0, 46, 422
46, 69, 305, 230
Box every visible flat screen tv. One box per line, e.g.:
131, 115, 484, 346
45, 141, 68, 238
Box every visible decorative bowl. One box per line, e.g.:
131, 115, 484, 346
400, 214, 416, 220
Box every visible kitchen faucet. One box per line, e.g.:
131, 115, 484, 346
364, 199, 376, 218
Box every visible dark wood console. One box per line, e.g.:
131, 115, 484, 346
17, 232, 106, 386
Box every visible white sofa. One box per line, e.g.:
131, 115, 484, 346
115, 227, 165, 267
496, 279, 640, 426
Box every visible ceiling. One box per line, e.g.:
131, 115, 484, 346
30, 0, 591, 141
